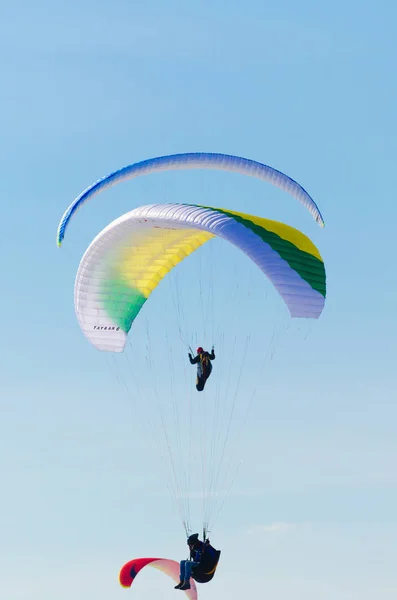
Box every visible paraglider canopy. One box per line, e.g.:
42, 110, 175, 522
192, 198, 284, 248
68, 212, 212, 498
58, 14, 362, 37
74, 203, 326, 353
119, 557, 197, 599
57, 151, 324, 246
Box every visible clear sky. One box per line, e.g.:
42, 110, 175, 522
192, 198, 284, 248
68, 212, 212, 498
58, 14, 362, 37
1, 0, 397, 599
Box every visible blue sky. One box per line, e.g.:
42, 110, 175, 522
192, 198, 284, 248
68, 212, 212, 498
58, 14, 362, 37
1, 0, 397, 598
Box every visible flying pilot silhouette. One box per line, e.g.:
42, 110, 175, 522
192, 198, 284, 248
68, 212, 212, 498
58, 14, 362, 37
188, 346, 215, 391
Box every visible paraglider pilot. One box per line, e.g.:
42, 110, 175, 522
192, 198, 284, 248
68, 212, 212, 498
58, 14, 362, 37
174, 534, 203, 590
175, 533, 220, 591
189, 347, 215, 391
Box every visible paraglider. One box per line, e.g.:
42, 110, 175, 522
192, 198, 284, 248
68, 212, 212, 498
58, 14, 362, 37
189, 347, 215, 391
56, 152, 325, 247
69, 201, 326, 587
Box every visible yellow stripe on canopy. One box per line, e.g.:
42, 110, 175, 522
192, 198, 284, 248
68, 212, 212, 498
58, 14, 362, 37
219, 208, 322, 260
116, 227, 214, 298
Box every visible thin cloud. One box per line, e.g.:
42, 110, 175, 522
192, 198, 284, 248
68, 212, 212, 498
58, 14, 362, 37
248, 522, 297, 534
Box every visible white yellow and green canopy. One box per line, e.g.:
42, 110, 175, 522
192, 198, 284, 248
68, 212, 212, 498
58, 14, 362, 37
75, 203, 326, 352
